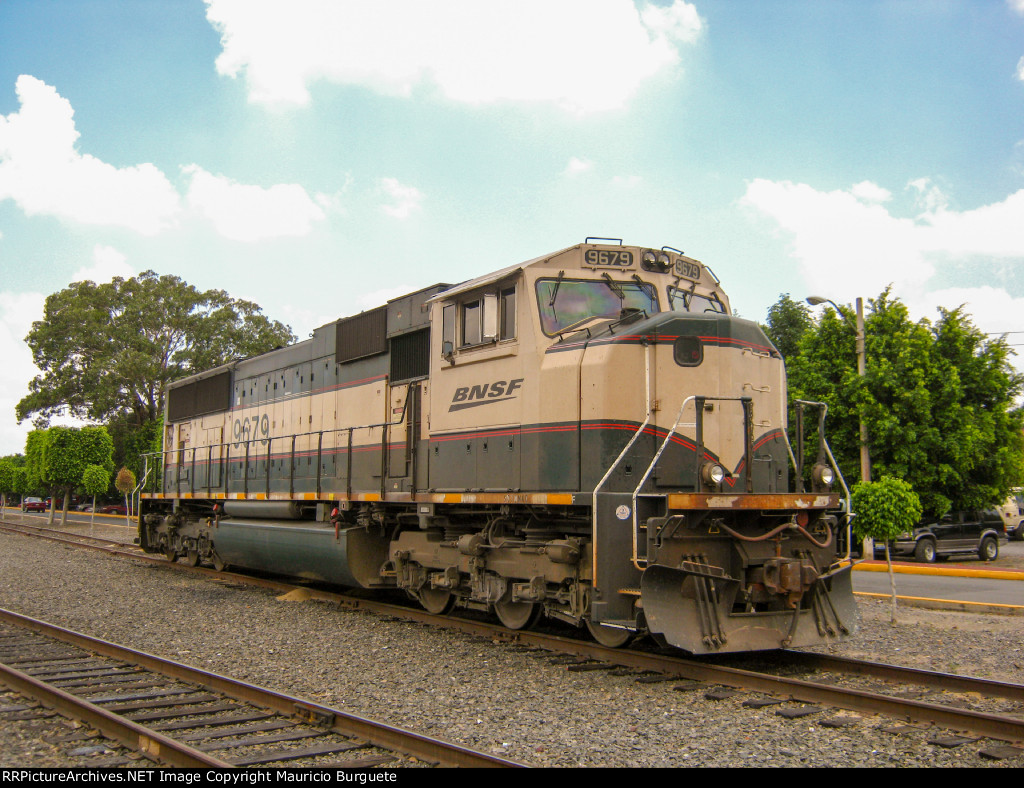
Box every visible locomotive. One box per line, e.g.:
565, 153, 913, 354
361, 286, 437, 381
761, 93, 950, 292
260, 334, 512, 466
140, 240, 858, 654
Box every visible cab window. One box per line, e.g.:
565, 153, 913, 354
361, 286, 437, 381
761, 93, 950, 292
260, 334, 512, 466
668, 285, 726, 314
536, 277, 658, 337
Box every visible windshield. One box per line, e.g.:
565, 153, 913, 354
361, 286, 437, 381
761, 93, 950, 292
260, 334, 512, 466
667, 285, 726, 314
536, 277, 659, 336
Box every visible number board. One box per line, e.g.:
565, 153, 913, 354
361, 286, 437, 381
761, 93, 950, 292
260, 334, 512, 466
584, 249, 634, 268
674, 258, 701, 281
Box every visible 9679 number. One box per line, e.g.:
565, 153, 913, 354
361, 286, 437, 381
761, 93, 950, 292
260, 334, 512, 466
585, 249, 633, 267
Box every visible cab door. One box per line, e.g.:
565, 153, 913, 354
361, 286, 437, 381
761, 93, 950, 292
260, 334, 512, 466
386, 382, 413, 484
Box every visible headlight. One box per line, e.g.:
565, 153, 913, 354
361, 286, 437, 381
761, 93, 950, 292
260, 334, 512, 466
701, 462, 726, 486
812, 463, 835, 487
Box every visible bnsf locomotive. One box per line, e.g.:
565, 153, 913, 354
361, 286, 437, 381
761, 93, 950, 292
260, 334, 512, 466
140, 240, 858, 653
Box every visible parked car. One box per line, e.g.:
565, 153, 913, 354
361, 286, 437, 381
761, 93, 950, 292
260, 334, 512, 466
97, 502, 128, 515
997, 491, 1024, 542
21, 497, 46, 512
874, 509, 1008, 563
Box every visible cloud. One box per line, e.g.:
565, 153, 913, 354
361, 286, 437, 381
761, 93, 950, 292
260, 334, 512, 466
203, 0, 703, 112
0, 76, 180, 235
743, 178, 1024, 375
1017, 55, 1024, 82
0, 291, 45, 455
378, 177, 422, 219
184, 165, 327, 241
71, 245, 137, 285
850, 181, 892, 204
564, 157, 594, 176
741, 178, 1024, 298
910, 285, 1024, 335
1011, 0, 1024, 15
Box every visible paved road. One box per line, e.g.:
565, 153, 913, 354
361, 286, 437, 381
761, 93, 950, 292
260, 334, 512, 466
853, 565, 1023, 608
852, 538, 1024, 609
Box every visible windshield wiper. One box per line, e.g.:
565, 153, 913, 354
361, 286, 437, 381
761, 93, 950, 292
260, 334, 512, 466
631, 274, 657, 305
548, 270, 565, 308
601, 272, 624, 299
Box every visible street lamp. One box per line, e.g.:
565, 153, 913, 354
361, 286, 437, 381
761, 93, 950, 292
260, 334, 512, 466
806, 296, 871, 485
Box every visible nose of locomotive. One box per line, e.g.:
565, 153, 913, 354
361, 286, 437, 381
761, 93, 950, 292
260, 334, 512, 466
640, 560, 857, 654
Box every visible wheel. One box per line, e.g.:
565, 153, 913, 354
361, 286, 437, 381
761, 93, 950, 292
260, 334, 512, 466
416, 587, 455, 615
494, 596, 542, 631
978, 536, 999, 562
164, 549, 178, 563
586, 619, 633, 648
1013, 523, 1024, 542
914, 539, 936, 563
184, 550, 200, 567
212, 552, 228, 572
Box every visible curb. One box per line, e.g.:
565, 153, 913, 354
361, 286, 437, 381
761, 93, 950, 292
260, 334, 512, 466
854, 591, 1024, 616
851, 560, 1024, 581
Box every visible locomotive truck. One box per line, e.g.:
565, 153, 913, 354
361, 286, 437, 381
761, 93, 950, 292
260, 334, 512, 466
140, 239, 858, 653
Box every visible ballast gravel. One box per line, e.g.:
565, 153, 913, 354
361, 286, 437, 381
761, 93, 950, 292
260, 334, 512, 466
0, 523, 1022, 769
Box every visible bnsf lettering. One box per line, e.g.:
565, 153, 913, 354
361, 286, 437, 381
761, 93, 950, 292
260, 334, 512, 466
450, 379, 524, 411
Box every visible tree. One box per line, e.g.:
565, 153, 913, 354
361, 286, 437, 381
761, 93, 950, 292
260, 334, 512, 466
17, 271, 295, 429
851, 476, 923, 624
106, 413, 163, 493
35, 426, 114, 525
0, 457, 18, 509
81, 464, 110, 531
780, 289, 1024, 517
11, 467, 27, 508
23, 430, 49, 512
115, 466, 137, 524
763, 293, 813, 363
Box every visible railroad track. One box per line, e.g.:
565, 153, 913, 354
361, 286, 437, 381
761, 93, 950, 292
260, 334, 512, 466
0, 608, 523, 768
3, 516, 1024, 760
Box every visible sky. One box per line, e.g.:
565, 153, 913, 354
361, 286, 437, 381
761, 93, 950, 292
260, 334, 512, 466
2, 0, 1024, 455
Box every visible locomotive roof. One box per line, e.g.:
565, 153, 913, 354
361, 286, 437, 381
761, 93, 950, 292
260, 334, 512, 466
428, 244, 580, 303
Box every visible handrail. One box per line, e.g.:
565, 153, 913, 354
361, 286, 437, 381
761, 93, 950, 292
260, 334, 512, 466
791, 399, 853, 563
141, 391, 415, 502
628, 395, 763, 569
591, 341, 653, 591
629, 395, 850, 569
628, 393, 697, 568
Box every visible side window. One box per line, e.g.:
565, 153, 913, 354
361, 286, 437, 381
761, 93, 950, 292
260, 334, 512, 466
462, 300, 482, 346
442, 304, 456, 355
442, 283, 517, 355
500, 287, 516, 340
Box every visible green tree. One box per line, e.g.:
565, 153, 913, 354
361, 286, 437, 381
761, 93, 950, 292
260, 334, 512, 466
781, 290, 1024, 517
763, 293, 813, 363
106, 413, 163, 493
23, 429, 49, 506
0, 457, 17, 509
17, 271, 295, 429
81, 464, 111, 530
38, 426, 115, 525
11, 467, 27, 507
851, 476, 923, 624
